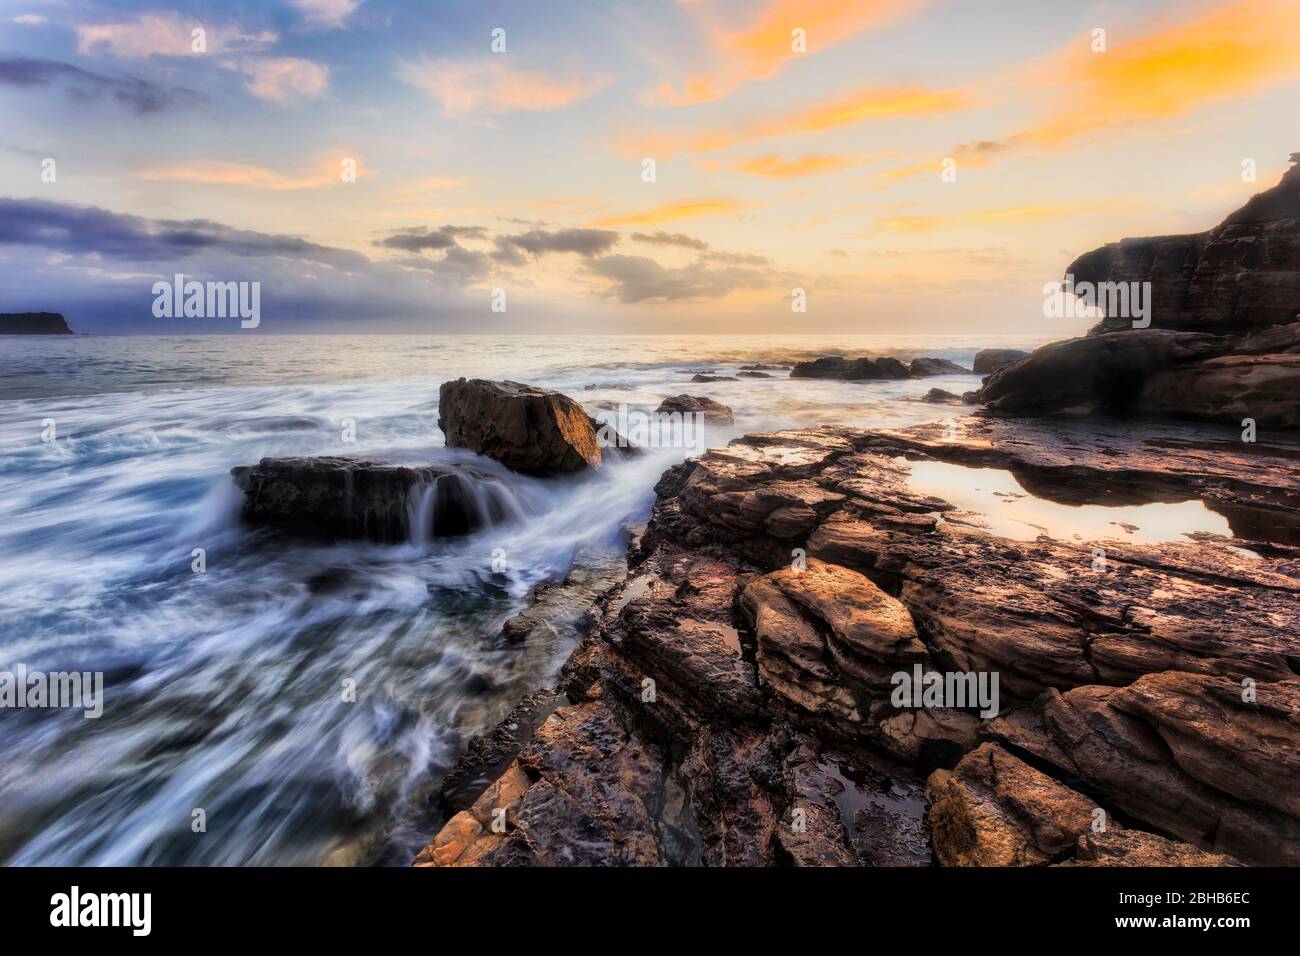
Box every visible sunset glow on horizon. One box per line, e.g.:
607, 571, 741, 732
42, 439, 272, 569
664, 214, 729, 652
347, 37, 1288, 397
2, 0, 1298, 334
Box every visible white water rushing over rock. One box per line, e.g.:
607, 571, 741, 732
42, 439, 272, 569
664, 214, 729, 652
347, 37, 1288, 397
402, 463, 533, 546
0, 333, 1043, 865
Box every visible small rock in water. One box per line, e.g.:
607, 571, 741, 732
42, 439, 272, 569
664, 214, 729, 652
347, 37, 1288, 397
909, 357, 970, 377
790, 356, 910, 380
655, 394, 735, 424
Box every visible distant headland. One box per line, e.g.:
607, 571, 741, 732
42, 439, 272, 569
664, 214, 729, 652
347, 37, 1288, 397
0, 312, 74, 335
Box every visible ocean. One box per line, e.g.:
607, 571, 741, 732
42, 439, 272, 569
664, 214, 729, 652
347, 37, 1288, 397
0, 333, 1047, 865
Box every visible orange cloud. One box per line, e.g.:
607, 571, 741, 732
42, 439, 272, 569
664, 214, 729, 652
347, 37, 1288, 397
589, 200, 746, 227
866, 201, 1116, 235
1024, 0, 1300, 147
622, 86, 966, 158
399, 57, 608, 117
872, 140, 1010, 186
137, 152, 363, 190
865, 1, 1300, 191
735, 153, 864, 177
651, 0, 922, 106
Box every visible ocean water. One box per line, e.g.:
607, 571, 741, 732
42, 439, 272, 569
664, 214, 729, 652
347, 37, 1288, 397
0, 333, 1043, 866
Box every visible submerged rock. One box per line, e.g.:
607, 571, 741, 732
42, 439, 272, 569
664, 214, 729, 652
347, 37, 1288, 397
790, 356, 910, 380
232, 456, 520, 542
691, 373, 737, 382
654, 394, 735, 424
438, 378, 603, 475
922, 387, 962, 403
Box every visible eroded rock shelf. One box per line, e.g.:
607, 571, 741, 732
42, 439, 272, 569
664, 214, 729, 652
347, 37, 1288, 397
415, 418, 1299, 867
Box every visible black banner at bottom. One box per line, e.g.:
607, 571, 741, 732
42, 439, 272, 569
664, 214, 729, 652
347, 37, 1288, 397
0, 865, 1279, 942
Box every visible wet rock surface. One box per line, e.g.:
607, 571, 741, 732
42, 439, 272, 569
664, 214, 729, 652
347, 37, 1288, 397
415, 413, 1298, 866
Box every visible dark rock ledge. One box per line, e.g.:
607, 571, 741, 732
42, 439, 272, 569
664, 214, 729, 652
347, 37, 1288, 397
415, 418, 1299, 867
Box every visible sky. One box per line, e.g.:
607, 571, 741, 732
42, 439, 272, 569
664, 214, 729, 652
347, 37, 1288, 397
1, 0, 1298, 335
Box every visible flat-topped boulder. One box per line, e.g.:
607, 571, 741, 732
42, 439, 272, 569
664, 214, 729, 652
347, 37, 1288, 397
438, 378, 603, 475
927, 742, 1241, 867
926, 743, 1100, 866
1138, 352, 1300, 427
1059, 830, 1240, 867
232, 456, 522, 542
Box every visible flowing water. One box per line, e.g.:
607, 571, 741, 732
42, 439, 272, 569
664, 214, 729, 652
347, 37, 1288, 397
0, 333, 1044, 865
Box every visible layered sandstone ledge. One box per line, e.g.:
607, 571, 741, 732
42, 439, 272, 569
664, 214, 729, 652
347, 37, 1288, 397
414, 417, 1299, 867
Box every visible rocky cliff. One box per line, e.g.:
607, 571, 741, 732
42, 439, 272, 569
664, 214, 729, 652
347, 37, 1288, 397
981, 155, 1300, 428
1070, 156, 1300, 336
